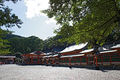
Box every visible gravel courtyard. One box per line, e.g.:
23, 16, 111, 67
0, 64, 120, 80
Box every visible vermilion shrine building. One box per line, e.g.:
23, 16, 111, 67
22, 43, 120, 67
0, 56, 16, 64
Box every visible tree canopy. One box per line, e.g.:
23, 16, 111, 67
0, 0, 22, 28
0, 29, 10, 54
0, 0, 22, 55
8, 36, 44, 54
43, 0, 120, 50
7, 34, 69, 54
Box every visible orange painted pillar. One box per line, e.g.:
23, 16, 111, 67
101, 55, 103, 65
93, 56, 95, 65
27, 55, 29, 64
44, 59, 46, 64
63, 58, 65, 65
56, 58, 57, 64
54, 58, 56, 64
31, 56, 33, 64
74, 58, 75, 65
72, 58, 73, 65
47, 58, 49, 64
40, 58, 42, 64
57, 58, 59, 65
96, 56, 98, 67
57, 58, 58, 64
58, 58, 60, 65
46, 59, 48, 65
42, 58, 43, 64
80, 57, 81, 65
109, 53, 112, 65
69, 58, 71, 66
86, 56, 88, 65
37, 55, 40, 64
66, 58, 69, 65
52, 59, 54, 64
66, 58, 67, 65
62, 58, 64, 64
75, 58, 76, 65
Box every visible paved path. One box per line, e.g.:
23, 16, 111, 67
0, 64, 120, 80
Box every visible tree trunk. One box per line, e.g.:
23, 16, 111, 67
93, 40, 100, 55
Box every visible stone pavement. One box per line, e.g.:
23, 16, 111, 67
0, 64, 120, 80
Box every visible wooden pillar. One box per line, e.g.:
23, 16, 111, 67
55, 58, 56, 64
61, 58, 63, 65
101, 55, 103, 65
66, 58, 67, 65
80, 57, 81, 65
47, 58, 50, 64
42, 58, 43, 64
54, 58, 55, 64
74, 58, 76, 65
69, 58, 71, 66
26, 56, 31, 64
72, 58, 74, 65
57, 58, 58, 64
37, 55, 40, 64
58, 57, 59, 65
39, 57, 41, 64
63, 58, 65, 65
46, 58, 48, 65
27, 55, 29, 64
96, 56, 98, 67
64, 58, 65, 65
109, 53, 112, 65
44, 58, 46, 65
86, 56, 88, 65
93, 56, 95, 65
31, 56, 33, 64
75, 58, 77, 65
52, 59, 54, 65
64, 58, 66, 64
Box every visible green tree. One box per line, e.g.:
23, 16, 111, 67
8, 36, 44, 54
26, 36, 44, 52
43, 35, 69, 52
0, 0, 22, 55
0, 29, 10, 54
44, 0, 120, 54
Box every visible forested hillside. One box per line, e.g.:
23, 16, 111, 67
3, 32, 120, 56
5, 34, 71, 55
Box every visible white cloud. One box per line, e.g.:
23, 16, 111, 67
45, 18, 57, 24
24, 0, 49, 18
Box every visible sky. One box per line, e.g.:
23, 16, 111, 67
4, 0, 59, 40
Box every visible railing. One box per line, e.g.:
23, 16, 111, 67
22, 49, 120, 67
